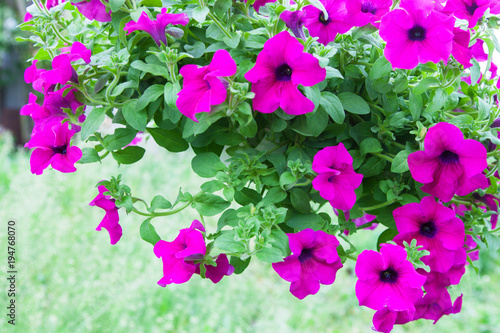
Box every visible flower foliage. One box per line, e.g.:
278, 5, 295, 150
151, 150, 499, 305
17, 0, 500, 330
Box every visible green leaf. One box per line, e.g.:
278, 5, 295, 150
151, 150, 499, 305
194, 193, 230, 216
81, 107, 106, 141
200, 180, 225, 193
391, 150, 410, 173
217, 209, 239, 231
470, 59, 481, 85
147, 127, 189, 152
256, 247, 283, 263
77, 147, 101, 164
223, 34, 240, 48
140, 0, 161, 6
360, 138, 382, 155
338, 92, 370, 114
130, 60, 170, 79
103, 128, 137, 151
290, 188, 311, 214
270, 229, 290, 257
369, 57, 392, 81
111, 146, 146, 164
260, 187, 287, 207
122, 100, 148, 131
214, 231, 246, 252
279, 171, 296, 190
191, 152, 226, 178
234, 188, 262, 206
286, 213, 324, 231
409, 92, 422, 120
193, 6, 210, 23
184, 41, 205, 58
109, 0, 125, 12
136, 84, 164, 110
376, 229, 398, 250
229, 256, 251, 274
449, 114, 475, 128
140, 219, 161, 246
148, 195, 172, 212
413, 77, 440, 95
320, 92, 345, 124
214, 0, 232, 16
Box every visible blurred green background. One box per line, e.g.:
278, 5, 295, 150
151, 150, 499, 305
0, 134, 499, 333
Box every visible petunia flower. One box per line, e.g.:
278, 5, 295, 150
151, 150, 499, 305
303, 0, 352, 45
393, 197, 466, 273
408, 122, 489, 202
195, 253, 235, 283
413, 289, 463, 324
71, 0, 112, 22
452, 27, 473, 68
25, 122, 82, 175
272, 229, 343, 299
24, 60, 53, 94
124, 8, 189, 46
345, 0, 393, 27
280, 10, 307, 40
154, 220, 206, 286
244, 31, 326, 115
379, 0, 455, 69
39, 54, 75, 85
176, 49, 236, 122
443, 0, 491, 28
470, 38, 488, 61
60, 41, 92, 64
355, 244, 426, 312
312, 143, 363, 210
372, 307, 413, 333
89, 185, 122, 245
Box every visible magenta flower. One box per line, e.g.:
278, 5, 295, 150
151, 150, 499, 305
471, 39, 488, 61
89, 185, 122, 245
372, 307, 413, 333
25, 60, 52, 94
195, 253, 235, 283
60, 41, 92, 64
345, 0, 392, 27
443, 0, 491, 27
25, 122, 82, 175
413, 289, 463, 324
245, 31, 326, 115
280, 10, 307, 40
39, 54, 75, 85
72, 0, 112, 22
124, 8, 189, 46
303, 0, 352, 45
154, 220, 206, 286
272, 229, 343, 299
176, 49, 236, 122
379, 1, 455, 69
312, 143, 363, 210
355, 244, 426, 312
393, 197, 465, 273
452, 27, 472, 68
416, 248, 466, 294
408, 122, 488, 202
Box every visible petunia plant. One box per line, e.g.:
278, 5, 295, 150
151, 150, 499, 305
17, 0, 500, 331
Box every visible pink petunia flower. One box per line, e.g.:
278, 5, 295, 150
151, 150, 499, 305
176, 49, 236, 122
312, 143, 363, 210
124, 8, 189, 46
345, 0, 393, 27
195, 253, 235, 283
245, 31, 326, 115
60, 41, 92, 64
471, 38, 488, 61
355, 244, 426, 312
393, 196, 465, 273
39, 54, 75, 85
272, 229, 343, 299
413, 289, 463, 324
379, 0, 455, 69
24, 60, 53, 94
154, 220, 206, 286
372, 307, 413, 333
443, 0, 491, 28
71, 0, 112, 22
89, 185, 122, 245
303, 0, 352, 45
407, 122, 488, 202
280, 10, 307, 40
452, 27, 473, 68
25, 122, 82, 175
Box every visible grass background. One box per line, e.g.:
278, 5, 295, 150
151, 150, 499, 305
0, 133, 499, 333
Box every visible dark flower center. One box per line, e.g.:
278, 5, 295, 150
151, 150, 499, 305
52, 145, 67, 155
465, 1, 479, 16
275, 63, 293, 81
379, 267, 399, 283
439, 150, 459, 164
408, 25, 426, 42
361, 2, 377, 14
419, 221, 438, 238
319, 12, 331, 25
298, 248, 314, 263
328, 175, 336, 183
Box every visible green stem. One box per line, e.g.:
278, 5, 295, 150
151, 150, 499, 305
449, 198, 472, 205
371, 152, 394, 163
132, 200, 192, 218
389, 141, 406, 149
359, 199, 397, 212
51, 23, 71, 44
346, 253, 358, 261
486, 163, 498, 178
207, 12, 231, 38
369, 103, 386, 114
